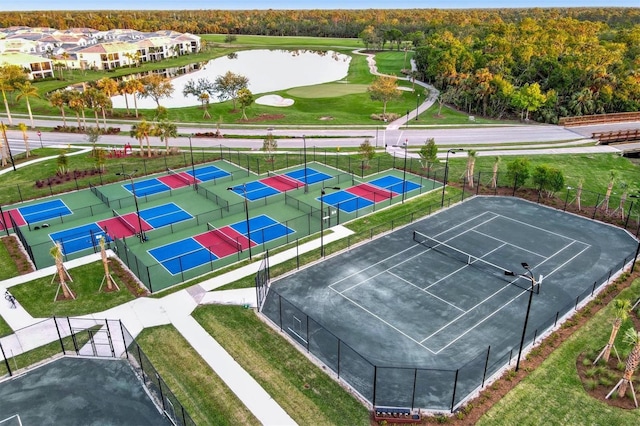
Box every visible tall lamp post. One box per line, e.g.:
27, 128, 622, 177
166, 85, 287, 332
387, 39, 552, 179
302, 134, 308, 193
320, 185, 340, 257
415, 92, 420, 120
440, 148, 463, 207
187, 134, 197, 190
505, 262, 542, 371
227, 184, 252, 260
116, 170, 146, 243
402, 139, 408, 203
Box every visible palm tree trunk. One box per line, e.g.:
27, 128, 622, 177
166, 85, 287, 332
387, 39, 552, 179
22, 134, 30, 158
60, 106, 67, 127
618, 342, 640, 397
137, 138, 144, 156
145, 136, 151, 157
100, 240, 113, 291
75, 112, 81, 129
93, 110, 100, 129
26, 99, 35, 129
133, 96, 139, 118
604, 319, 622, 363
1, 89, 12, 125
81, 109, 87, 129
101, 108, 107, 128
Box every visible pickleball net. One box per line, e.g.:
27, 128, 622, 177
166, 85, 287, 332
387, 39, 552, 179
113, 209, 138, 235
207, 222, 243, 252
167, 168, 194, 186
412, 230, 533, 291
267, 171, 302, 190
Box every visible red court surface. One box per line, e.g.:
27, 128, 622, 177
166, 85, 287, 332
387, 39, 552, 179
194, 226, 254, 258
98, 214, 152, 239
158, 172, 197, 189
261, 175, 301, 192
0, 210, 25, 231
346, 183, 396, 202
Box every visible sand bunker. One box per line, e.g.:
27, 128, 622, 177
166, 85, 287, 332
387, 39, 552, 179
255, 94, 295, 107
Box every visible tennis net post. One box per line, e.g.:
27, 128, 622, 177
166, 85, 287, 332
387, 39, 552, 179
207, 222, 242, 252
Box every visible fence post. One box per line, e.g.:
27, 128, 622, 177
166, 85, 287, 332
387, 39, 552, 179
482, 346, 491, 388
0, 341, 11, 377
450, 369, 459, 413
119, 320, 129, 359
372, 366, 378, 407
67, 317, 79, 354
411, 368, 418, 409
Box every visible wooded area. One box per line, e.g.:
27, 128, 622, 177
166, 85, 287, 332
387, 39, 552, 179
1, 8, 639, 122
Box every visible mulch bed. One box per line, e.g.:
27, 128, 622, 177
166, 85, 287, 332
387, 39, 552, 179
1, 236, 34, 275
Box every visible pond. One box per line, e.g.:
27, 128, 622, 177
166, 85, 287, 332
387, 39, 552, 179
110, 49, 351, 109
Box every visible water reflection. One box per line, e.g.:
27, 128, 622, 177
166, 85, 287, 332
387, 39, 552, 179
110, 49, 351, 109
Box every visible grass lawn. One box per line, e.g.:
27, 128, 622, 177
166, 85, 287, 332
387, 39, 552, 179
478, 278, 640, 425
0, 315, 11, 337
136, 325, 258, 426
374, 50, 413, 76
9, 260, 135, 318
193, 305, 370, 426
286, 83, 369, 98
0, 238, 19, 281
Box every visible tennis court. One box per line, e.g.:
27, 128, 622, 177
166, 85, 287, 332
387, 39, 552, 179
262, 196, 638, 409
0, 357, 170, 425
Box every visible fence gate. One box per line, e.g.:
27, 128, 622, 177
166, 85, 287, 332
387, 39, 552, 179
74, 326, 115, 358
255, 251, 270, 311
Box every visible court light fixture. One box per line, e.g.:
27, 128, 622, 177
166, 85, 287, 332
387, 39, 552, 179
227, 184, 252, 260
441, 148, 464, 207
504, 262, 541, 371
116, 170, 146, 243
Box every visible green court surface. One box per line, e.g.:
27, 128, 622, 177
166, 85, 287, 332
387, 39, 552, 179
0, 357, 170, 425
262, 196, 639, 410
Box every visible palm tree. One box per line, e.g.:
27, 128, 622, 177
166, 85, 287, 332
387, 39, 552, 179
153, 119, 178, 154
98, 236, 117, 291
612, 326, 640, 402
118, 80, 131, 115
127, 79, 144, 118
96, 77, 118, 116
49, 90, 69, 127
597, 299, 631, 364
0, 64, 28, 126
490, 156, 501, 188
130, 120, 152, 157
600, 171, 616, 213
465, 150, 477, 188
14, 81, 40, 129
67, 90, 87, 129
17, 122, 30, 158
0, 121, 8, 167
83, 88, 104, 129
50, 242, 74, 300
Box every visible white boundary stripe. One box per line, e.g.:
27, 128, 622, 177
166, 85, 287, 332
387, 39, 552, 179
433, 242, 592, 353
471, 229, 549, 259
21, 199, 73, 222
387, 270, 464, 312
0, 414, 22, 426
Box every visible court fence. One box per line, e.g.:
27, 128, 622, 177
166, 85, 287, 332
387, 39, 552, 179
0, 317, 195, 426
260, 234, 637, 412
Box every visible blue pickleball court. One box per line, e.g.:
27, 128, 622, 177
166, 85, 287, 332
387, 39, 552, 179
285, 167, 332, 185
123, 178, 170, 198
138, 203, 193, 228
319, 191, 373, 213
49, 223, 108, 255
186, 165, 231, 182
230, 214, 294, 244
18, 199, 72, 224
148, 238, 217, 275
369, 175, 421, 194
230, 181, 280, 201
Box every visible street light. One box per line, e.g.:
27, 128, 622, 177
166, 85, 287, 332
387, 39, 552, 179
402, 139, 408, 204
440, 148, 463, 207
505, 262, 542, 372
302, 134, 308, 193
415, 92, 420, 120
187, 134, 197, 190
320, 185, 340, 257
116, 170, 146, 243
227, 184, 252, 260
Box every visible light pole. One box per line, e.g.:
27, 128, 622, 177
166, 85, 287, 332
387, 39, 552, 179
187, 134, 197, 190
116, 170, 146, 243
320, 185, 340, 257
440, 148, 463, 207
415, 92, 420, 120
505, 262, 541, 372
302, 134, 308, 193
227, 184, 252, 260
402, 139, 408, 203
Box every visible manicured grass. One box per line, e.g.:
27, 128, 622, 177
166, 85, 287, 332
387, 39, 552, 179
286, 83, 369, 98
9, 261, 135, 318
136, 325, 258, 426
205, 34, 362, 49
0, 315, 11, 337
193, 305, 370, 426
477, 278, 640, 425
374, 50, 413, 76
0, 238, 19, 281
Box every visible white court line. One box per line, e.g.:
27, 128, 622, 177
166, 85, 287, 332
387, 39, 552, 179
496, 212, 590, 245
471, 229, 548, 259
329, 286, 436, 354
428, 241, 591, 353
387, 270, 464, 312
329, 211, 498, 289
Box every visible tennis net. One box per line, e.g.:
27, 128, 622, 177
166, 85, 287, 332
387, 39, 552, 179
207, 222, 242, 252
267, 171, 302, 189
167, 168, 193, 186
412, 230, 531, 290
113, 209, 138, 235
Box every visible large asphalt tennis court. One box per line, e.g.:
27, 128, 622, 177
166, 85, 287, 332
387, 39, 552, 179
262, 196, 639, 409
